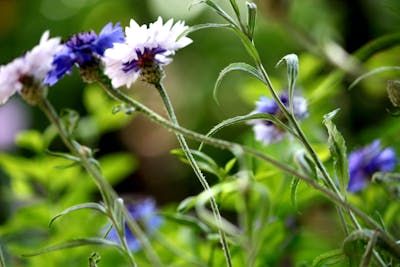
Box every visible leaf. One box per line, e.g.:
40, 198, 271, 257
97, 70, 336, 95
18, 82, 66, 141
294, 150, 317, 178
214, 62, 263, 103
290, 177, 301, 210
60, 109, 80, 136
198, 112, 299, 150
15, 130, 45, 152
323, 109, 349, 195
177, 196, 198, 212
171, 149, 224, 179
224, 158, 237, 173
0, 246, 6, 267
276, 54, 299, 113
228, 0, 242, 26
312, 249, 344, 267
191, 0, 238, 27
348, 66, 400, 90
182, 23, 231, 37
49, 202, 107, 227
359, 231, 378, 267
162, 212, 211, 233
22, 238, 123, 257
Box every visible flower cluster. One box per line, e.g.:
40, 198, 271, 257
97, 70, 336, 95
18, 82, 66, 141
249, 93, 308, 145
0, 17, 192, 106
45, 22, 125, 86
106, 198, 163, 251
0, 31, 61, 105
348, 140, 397, 192
103, 16, 192, 87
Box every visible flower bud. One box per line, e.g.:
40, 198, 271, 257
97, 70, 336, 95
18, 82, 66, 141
387, 80, 400, 107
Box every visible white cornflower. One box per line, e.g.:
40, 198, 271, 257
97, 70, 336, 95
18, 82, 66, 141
0, 31, 61, 105
103, 16, 192, 88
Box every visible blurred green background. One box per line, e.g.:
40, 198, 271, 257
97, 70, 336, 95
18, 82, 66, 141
1, 0, 400, 266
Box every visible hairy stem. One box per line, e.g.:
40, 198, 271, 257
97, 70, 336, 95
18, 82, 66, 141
154, 82, 232, 267
38, 96, 163, 267
96, 75, 400, 258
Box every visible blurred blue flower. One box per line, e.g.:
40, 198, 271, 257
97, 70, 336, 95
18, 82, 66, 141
249, 93, 307, 145
348, 140, 397, 193
45, 22, 124, 86
106, 198, 163, 251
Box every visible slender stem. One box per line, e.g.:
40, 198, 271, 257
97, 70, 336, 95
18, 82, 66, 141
154, 82, 232, 267
38, 96, 163, 267
108, 211, 137, 266
96, 76, 400, 258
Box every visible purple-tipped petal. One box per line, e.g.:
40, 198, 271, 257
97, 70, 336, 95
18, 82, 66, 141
94, 22, 125, 55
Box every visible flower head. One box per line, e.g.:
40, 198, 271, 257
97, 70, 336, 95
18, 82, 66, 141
0, 31, 61, 105
103, 16, 192, 88
249, 93, 307, 145
348, 140, 397, 193
45, 22, 124, 86
106, 198, 163, 251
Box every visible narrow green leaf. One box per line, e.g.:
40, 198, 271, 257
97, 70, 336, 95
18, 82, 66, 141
22, 238, 123, 257
224, 158, 237, 173
312, 249, 344, 267
290, 177, 301, 210
214, 62, 262, 103
46, 150, 81, 163
15, 130, 46, 152
49, 202, 107, 227
276, 54, 299, 114
61, 109, 80, 136
0, 246, 6, 267
231, 26, 261, 63
182, 23, 231, 37
342, 229, 393, 258
228, 0, 242, 23
162, 212, 211, 233
177, 196, 198, 213
348, 66, 400, 90
198, 113, 299, 150
193, 0, 239, 27
360, 231, 378, 267
294, 150, 317, 178
323, 109, 349, 195
171, 149, 222, 178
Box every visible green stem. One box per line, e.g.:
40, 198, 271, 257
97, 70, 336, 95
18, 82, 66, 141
154, 82, 232, 267
253, 49, 394, 263
95, 76, 400, 258
38, 97, 163, 267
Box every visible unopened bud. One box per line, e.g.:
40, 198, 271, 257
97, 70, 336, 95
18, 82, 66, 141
387, 80, 400, 107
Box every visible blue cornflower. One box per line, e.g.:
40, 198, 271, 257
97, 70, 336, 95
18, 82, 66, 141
106, 198, 163, 251
45, 22, 124, 86
348, 140, 397, 193
249, 93, 308, 145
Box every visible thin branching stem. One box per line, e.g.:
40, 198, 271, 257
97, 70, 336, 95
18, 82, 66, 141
38, 96, 163, 267
154, 81, 232, 267
96, 74, 400, 258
